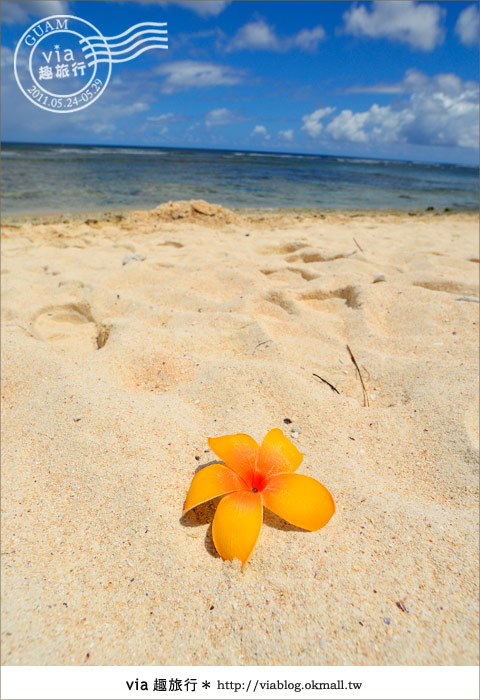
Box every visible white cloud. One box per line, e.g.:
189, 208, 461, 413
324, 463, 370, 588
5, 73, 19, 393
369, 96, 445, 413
229, 20, 281, 51
301, 107, 336, 137
343, 1, 445, 51
0, 44, 151, 142
227, 19, 326, 52
320, 70, 478, 149
251, 125, 270, 140
122, 102, 150, 116
293, 26, 326, 52
1, 1, 69, 24
455, 4, 479, 47
1, 46, 14, 68
326, 104, 412, 144
205, 107, 239, 127
279, 129, 294, 141
157, 1, 230, 17
405, 73, 478, 148
142, 112, 175, 135
146, 112, 175, 123
155, 61, 243, 93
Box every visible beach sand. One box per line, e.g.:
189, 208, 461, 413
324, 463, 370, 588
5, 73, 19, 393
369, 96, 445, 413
1, 203, 479, 666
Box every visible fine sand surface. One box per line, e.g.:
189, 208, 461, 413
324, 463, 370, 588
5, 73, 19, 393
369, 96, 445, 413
1, 202, 479, 666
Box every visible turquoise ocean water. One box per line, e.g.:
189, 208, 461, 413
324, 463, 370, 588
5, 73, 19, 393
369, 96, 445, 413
2, 142, 478, 214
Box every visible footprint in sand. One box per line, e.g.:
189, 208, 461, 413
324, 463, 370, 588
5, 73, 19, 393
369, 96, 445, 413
263, 290, 300, 315
257, 240, 308, 255
285, 247, 356, 264
299, 285, 362, 309
261, 266, 319, 281
32, 303, 110, 353
413, 280, 479, 296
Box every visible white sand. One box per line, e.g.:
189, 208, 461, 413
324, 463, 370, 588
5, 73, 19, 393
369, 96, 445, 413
1, 203, 478, 665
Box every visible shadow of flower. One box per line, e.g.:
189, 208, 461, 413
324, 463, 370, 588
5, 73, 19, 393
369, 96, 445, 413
193, 460, 223, 475
204, 522, 219, 559
180, 500, 217, 527
263, 508, 306, 532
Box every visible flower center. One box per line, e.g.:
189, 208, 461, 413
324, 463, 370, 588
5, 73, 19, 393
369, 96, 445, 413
251, 472, 267, 492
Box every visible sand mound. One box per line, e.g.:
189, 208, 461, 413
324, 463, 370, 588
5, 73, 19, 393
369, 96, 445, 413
153, 199, 243, 226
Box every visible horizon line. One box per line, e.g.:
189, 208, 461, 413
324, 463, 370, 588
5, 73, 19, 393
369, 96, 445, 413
3, 140, 479, 168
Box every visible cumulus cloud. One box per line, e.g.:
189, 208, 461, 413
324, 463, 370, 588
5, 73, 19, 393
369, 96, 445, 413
317, 70, 478, 150
301, 107, 336, 137
155, 61, 243, 93
326, 104, 412, 144
405, 72, 478, 148
278, 129, 294, 141
343, 1, 445, 51
293, 26, 326, 51
205, 107, 240, 127
455, 4, 479, 47
251, 125, 270, 140
1, 0, 69, 24
229, 20, 280, 51
228, 19, 326, 52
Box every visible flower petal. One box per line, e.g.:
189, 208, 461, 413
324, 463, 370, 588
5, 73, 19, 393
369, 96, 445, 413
212, 491, 262, 568
183, 464, 245, 514
207, 434, 259, 487
262, 473, 335, 531
256, 428, 303, 480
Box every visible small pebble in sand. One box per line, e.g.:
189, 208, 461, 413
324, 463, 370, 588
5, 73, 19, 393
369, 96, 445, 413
373, 273, 386, 283
73, 416, 82, 422
290, 427, 301, 438
384, 618, 391, 625
122, 253, 146, 265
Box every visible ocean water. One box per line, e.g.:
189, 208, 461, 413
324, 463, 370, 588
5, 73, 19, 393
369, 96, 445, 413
2, 142, 478, 214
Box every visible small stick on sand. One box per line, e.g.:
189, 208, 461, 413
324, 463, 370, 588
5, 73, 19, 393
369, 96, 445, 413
353, 237, 364, 253
312, 373, 340, 395
252, 339, 273, 354
346, 345, 369, 407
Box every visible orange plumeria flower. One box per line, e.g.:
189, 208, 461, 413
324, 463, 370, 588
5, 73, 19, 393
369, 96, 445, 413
183, 429, 335, 568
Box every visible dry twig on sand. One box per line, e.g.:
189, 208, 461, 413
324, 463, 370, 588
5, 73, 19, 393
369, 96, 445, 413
353, 237, 364, 253
346, 345, 369, 407
312, 373, 340, 395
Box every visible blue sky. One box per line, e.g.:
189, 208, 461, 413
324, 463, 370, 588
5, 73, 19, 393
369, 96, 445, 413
2, 0, 479, 164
